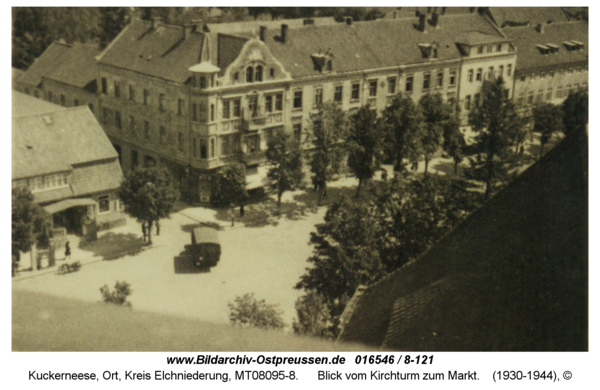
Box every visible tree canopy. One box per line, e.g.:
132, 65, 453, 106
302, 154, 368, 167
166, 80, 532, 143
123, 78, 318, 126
419, 93, 451, 174
347, 106, 385, 196
292, 291, 334, 339
382, 94, 424, 173
12, 187, 51, 275
228, 293, 285, 330
442, 102, 465, 174
211, 163, 248, 208
308, 102, 348, 203
265, 129, 304, 208
533, 103, 564, 158
467, 77, 524, 199
118, 167, 179, 244
561, 91, 588, 136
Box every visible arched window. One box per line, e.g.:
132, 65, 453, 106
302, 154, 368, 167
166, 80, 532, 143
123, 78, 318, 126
246, 66, 254, 83
255, 65, 263, 82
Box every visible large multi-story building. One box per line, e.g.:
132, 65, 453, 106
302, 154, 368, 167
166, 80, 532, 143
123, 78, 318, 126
94, 12, 515, 202
14, 10, 587, 203
503, 21, 588, 114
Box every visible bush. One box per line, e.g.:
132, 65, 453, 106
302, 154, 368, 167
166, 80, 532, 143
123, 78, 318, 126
228, 293, 285, 330
100, 281, 132, 306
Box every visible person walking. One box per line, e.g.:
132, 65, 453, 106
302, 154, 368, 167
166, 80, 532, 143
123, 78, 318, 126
142, 222, 147, 243
64, 241, 71, 260
240, 204, 245, 217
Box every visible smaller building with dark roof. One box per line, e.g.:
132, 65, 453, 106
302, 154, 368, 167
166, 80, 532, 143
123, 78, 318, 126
14, 42, 101, 117
12, 92, 125, 237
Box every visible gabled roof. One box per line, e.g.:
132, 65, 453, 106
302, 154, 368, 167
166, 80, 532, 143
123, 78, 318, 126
12, 99, 118, 180
503, 21, 588, 70
43, 43, 101, 89
488, 7, 569, 27
19, 42, 71, 87
260, 13, 506, 78
98, 19, 205, 83
338, 132, 588, 351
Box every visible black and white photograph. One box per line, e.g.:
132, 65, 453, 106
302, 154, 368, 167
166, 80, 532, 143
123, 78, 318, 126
11, 5, 589, 355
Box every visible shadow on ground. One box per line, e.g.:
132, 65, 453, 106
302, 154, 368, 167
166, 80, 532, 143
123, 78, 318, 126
181, 222, 224, 233
78, 232, 144, 260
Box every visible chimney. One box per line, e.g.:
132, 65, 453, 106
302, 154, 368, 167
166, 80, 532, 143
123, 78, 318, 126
259, 26, 266, 41
345, 16, 353, 25
417, 14, 427, 32
281, 24, 288, 43
431, 12, 439, 28
393, 10, 398, 19
441, 7, 447, 15
152, 16, 163, 29
536, 23, 545, 33
184, 23, 194, 39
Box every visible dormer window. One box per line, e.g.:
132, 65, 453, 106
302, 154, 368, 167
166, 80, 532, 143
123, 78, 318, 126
571, 40, 585, 50
246, 66, 254, 83
418, 42, 440, 60
536, 44, 550, 55
311, 51, 334, 73
255, 66, 263, 82
546, 43, 560, 54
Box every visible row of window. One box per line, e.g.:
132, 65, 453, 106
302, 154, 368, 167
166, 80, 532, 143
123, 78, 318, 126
43, 91, 94, 112
12, 172, 69, 193
233, 65, 276, 84
519, 65, 587, 82
467, 64, 512, 83
517, 83, 587, 105
476, 43, 504, 54
102, 78, 167, 111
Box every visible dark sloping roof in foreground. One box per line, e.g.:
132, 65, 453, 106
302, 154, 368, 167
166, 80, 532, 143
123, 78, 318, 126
338, 132, 588, 351
12, 290, 373, 351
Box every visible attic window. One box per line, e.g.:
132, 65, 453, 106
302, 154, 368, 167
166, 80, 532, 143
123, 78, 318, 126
536, 44, 550, 55
563, 41, 577, 51
546, 43, 560, 53
571, 40, 585, 50
311, 51, 333, 73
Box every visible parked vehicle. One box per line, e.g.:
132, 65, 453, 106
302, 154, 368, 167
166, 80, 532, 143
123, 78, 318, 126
190, 227, 221, 268
58, 261, 81, 275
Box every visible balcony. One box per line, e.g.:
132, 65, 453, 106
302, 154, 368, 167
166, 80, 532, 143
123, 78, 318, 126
240, 150, 266, 165
241, 108, 284, 132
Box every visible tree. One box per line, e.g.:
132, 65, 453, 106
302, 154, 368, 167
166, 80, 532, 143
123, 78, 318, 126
442, 102, 465, 175
210, 163, 248, 208
12, 187, 51, 276
371, 176, 481, 272
347, 106, 385, 196
561, 91, 588, 136
118, 167, 179, 244
100, 281, 132, 306
419, 93, 451, 174
292, 291, 334, 339
265, 129, 304, 208
295, 196, 385, 306
533, 103, 564, 158
467, 78, 524, 200
309, 102, 348, 204
382, 94, 425, 174
228, 293, 285, 330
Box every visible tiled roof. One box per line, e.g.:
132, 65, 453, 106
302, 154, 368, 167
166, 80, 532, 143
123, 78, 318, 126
12, 90, 67, 117
503, 21, 588, 70
12, 103, 118, 179
261, 14, 506, 78
33, 186, 75, 204
98, 19, 205, 83
488, 7, 569, 27
19, 42, 71, 87
70, 159, 123, 196
218, 34, 249, 75
339, 132, 588, 350
44, 43, 101, 89
205, 17, 337, 35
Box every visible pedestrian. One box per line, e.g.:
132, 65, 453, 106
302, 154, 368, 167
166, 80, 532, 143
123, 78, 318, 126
381, 170, 388, 181
142, 222, 147, 242
64, 241, 71, 260
155, 220, 160, 236
240, 204, 245, 217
